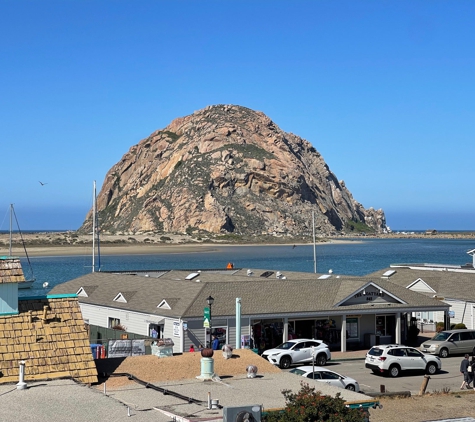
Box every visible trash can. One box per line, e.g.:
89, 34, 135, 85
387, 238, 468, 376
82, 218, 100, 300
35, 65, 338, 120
90, 344, 101, 359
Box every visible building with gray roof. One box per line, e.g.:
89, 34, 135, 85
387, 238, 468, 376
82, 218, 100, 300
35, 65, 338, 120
49, 266, 449, 354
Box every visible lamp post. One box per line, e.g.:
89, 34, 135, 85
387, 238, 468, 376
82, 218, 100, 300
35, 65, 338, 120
207, 295, 214, 348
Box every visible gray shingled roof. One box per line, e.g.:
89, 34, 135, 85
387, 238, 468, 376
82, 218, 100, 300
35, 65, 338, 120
365, 267, 475, 301
50, 269, 448, 319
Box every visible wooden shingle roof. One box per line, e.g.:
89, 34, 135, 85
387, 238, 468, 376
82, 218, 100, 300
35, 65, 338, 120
0, 257, 26, 284
0, 296, 97, 384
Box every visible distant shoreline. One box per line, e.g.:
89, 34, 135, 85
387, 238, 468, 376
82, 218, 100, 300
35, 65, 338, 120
1, 231, 474, 258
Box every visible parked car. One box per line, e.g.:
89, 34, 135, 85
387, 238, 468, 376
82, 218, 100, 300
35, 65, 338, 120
365, 344, 441, 377
290, 365, 360, 392
420, 329, 475, 358
261, 339, 331, 369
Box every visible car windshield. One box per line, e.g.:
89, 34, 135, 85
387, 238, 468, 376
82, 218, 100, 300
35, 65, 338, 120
431, 332, 451, 341
274, 342, 296, 350
289, 368, 306, 376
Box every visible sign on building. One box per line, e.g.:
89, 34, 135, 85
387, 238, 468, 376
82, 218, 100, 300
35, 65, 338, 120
173, 321, 181, 337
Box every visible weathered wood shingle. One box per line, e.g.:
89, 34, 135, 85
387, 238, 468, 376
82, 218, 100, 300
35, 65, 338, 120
0, 296, 97, 384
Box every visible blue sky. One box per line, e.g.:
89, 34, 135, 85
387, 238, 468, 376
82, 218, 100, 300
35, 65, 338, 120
1, 1, 474, 231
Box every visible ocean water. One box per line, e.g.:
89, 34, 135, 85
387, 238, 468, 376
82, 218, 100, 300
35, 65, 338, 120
19, 238, 475, 297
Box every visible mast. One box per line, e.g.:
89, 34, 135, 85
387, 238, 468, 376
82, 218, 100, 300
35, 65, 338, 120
9, 204, 13, 256
312, 210, 317, 273
92, 181, 96, 273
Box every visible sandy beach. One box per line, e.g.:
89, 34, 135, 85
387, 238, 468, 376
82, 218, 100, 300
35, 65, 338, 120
1, 230, 473, 258
0, 232, 362, 258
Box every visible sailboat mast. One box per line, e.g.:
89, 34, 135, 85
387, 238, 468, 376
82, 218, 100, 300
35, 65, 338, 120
92, 181, 96, 273
312, 210, 317, 273
9, 204, 13, 256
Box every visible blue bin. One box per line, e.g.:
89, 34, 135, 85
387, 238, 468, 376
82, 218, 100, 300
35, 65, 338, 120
90, 344, 101, 359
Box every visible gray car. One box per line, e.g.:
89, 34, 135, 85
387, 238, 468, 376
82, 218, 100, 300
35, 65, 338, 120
420, 329, 475, 358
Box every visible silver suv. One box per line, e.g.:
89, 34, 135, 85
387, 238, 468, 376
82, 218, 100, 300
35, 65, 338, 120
365, 344, 441, 377
420, 329, 475, 358
262, 339, 331, 369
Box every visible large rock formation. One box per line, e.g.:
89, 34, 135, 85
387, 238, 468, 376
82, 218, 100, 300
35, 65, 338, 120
80, 105, 386, 237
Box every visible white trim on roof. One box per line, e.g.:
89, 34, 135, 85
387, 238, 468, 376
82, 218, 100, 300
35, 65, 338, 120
406, 278, 436, 293
157, 299, 171, 310
77, 287, 88, 297
113, 292, 128, 303
335, 282, 407, 307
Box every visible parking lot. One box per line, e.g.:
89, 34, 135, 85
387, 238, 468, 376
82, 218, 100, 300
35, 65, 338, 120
294, 354, 470, 395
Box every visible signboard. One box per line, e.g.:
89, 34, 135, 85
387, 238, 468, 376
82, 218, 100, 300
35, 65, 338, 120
107, 339, 145, 357
173, 321, 180, 337
448, 311, 455, 318
203, 306, 210, 328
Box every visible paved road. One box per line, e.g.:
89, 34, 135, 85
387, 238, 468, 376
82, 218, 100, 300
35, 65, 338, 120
319, 355, 468, 395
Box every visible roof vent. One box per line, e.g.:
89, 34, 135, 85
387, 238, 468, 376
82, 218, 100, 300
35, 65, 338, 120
276, 271, 282, 278
186, 272, 199, 280
247, 269, 253, 276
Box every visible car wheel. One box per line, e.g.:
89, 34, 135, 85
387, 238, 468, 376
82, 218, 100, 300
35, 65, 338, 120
426, 363, 438, 375
389, 365, 400, 378
345, 384, 356, 391
439, 348, 449, 358
316, 354, 327, 366
279, 356, 292, 369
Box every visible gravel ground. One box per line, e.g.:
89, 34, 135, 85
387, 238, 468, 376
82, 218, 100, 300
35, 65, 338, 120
98, 349, 281, 388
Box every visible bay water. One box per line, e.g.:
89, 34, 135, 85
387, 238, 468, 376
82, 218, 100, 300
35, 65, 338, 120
20, 238, 475, 298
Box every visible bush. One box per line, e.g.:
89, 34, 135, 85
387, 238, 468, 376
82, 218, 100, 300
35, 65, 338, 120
453, 323, 467, 329
263, 382, 366, 422
436, 322, 445, 332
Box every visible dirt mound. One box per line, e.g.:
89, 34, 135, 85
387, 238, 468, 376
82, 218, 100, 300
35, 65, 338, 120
99, 349, 280, 388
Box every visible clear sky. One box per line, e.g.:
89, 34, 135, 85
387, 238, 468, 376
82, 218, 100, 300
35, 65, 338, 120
1, 1, 474, 231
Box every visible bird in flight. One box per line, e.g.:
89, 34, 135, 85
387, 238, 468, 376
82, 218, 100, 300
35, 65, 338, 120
39, 181, 47, 186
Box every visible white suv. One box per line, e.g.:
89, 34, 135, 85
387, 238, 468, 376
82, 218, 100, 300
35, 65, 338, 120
262, 339, 331, 369
365, 344, 442, 377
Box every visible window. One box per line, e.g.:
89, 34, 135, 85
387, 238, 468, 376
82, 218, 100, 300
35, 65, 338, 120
390, 348, 406, 357
450, 333, 461, 342
347, 318, 359, 339
406, 348, 423, 357
460, 332, 474, 341
306, 372, 322, 379
320, 371, 340, 380
109, 317, 120, 328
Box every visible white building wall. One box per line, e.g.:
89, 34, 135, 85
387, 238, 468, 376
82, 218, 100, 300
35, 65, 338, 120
445, 299, 473, 327
80, 303, 156, 335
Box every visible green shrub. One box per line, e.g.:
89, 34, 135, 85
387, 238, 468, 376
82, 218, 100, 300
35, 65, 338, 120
436, 322, 445, 332
453, 323, 467, 329
263, 382, 366, 422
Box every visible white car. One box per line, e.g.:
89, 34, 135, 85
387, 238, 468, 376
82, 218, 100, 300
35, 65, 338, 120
365, 344, 442, 377
261, 339, 331, 369
290, 365, 360, 392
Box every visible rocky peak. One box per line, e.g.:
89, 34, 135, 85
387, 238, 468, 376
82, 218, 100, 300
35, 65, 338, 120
80, 105, 387, 237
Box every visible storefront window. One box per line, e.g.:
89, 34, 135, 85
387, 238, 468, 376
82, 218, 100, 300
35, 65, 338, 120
347, 318, 358, 339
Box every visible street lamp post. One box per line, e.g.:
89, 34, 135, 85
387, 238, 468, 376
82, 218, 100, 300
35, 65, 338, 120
207, 295, 214, 348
